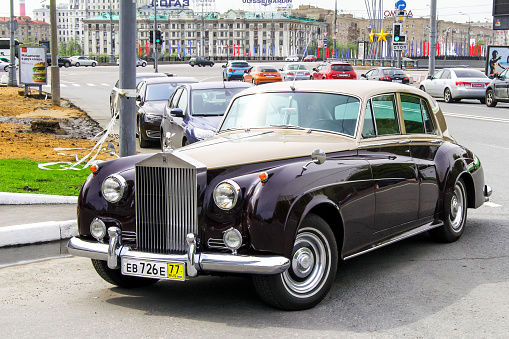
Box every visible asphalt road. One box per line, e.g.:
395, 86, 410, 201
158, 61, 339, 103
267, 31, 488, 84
2, 64, 507, 337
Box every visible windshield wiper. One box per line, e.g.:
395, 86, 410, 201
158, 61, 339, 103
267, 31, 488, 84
269, 124, 305, 130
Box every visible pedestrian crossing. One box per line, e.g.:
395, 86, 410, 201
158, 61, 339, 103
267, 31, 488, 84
43, 83, 111, 88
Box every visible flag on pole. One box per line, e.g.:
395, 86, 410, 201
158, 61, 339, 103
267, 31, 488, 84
138, 41, 141, 57
146, 41, 149, 57
183, 42, 185, 57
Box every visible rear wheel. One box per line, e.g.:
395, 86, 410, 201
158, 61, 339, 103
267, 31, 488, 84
429, 178, 467, 243
137, 118, 150, 148
444, 88, 453, 103
92, 259, 158, 288
252, 78, 256, 85
486, 89, 497, 107
64, 62, 70, 68
419, 85, 426, 92
142, 62, 146, 67
252, 213, 338, 311
92, 62, 96, 67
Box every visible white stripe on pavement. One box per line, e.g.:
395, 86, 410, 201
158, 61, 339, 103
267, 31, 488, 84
443, 112, 509, 123
101, 83, 110, 86
87, 83, 96, 86
72, 83, 80, 87
484, 202, 502, 208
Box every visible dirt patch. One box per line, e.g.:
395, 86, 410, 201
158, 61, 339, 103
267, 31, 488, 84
0, 87, 117, 162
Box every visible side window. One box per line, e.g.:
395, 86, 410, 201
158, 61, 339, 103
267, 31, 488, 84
371, 94, 400, 135
177, 88, 188, 113
421, 100, 435, 134
362, 100, 376, 137
441, 70, 451, 79
433, 70, 443, 79
401, 94, 425, 133
169, 88, 183, 109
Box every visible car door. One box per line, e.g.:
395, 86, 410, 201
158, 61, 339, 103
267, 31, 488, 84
358, 93, 420, 235
493, 69, 509, 99
169, 88, 189, 149
162, 87, 183, 143
399, 93, 440, 220
244, 67, 253, 82
426, 70, 443, 96
436, 69, 451, 98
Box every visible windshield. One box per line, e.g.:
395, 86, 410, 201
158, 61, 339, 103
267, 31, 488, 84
331, 64, 353, 71
191, 87, 248, 115
454, 69, 487, 78
146, 83, 182, 101
231, 62, 249, 67
383, 69, 406, 76
219, 92, 360, 137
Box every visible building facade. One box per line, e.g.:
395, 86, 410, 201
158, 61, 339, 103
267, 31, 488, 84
0, 16, 50, 43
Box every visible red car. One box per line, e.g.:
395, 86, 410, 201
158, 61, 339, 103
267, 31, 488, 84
312, 62, 357, 80
303, 55, 317, 62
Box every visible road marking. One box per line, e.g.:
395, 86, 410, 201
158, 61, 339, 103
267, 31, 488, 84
101, 83, 110, 86
72, 84, 80, 87
480, 143, 509, 150
484, 202, 502, 208
87, 83, 96, 87
60, 84, 67, 87
443, 112, 509, 123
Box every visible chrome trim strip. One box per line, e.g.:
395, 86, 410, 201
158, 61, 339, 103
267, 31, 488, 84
343, 221, 443, 260
107, 227, 121, 269
67, 236, 290, 276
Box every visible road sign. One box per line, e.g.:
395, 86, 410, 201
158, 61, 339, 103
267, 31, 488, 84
323, 38, 328, 44
392, 44, 407, 50
333, 34, 337, 40
324, 32, 328, 37
7, 20, 18, 31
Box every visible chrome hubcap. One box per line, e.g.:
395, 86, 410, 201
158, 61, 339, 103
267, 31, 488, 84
282, 228, 330, 297
450, 184, 465, 231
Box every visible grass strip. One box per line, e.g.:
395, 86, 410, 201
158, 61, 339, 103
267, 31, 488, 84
0, 159, 91, 196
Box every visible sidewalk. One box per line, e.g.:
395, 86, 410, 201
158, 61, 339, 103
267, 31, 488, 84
0, 192, 78, 247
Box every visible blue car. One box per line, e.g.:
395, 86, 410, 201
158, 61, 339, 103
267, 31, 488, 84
160, 81, 253, 150
222, 60, 250, 81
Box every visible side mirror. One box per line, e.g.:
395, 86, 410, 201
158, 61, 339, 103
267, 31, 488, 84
312, 68, 317, 71
170, 108, 184, 117
302, 149, 326, 172
244, 69, 249, 73
427, 75, 433, 80
136, 94, 142, 102
361, 74, 367, 78
222, 64, 226, 68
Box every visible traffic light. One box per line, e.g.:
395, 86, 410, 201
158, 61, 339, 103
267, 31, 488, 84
155, 30, 162, 44
149, 30, 154, 44
392, 23, 406, 43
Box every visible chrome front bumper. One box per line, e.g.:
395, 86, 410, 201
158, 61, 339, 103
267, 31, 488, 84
67, 227, 290, 278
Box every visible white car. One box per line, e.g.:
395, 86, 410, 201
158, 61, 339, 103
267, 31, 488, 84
0, 57, 17, 72
69, 56, 97, 67
419, 68, 489, 103
285, 55, 299, 62
116, 58, 147, 67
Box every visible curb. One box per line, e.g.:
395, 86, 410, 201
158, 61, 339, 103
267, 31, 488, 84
0, 192, 78, 205
0, 220, 77, 247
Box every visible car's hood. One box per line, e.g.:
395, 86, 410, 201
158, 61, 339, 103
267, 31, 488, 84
143, 100, 166, 115
177, 130, 357, 169
189, 115, 223, 131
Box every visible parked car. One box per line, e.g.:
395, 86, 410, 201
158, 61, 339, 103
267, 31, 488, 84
109, 72, 169, 117
419, 68, 489, 103
285, 55, 299, 62
279, 63, 311, 81
360, 67, 410, 84
160, 81, 252, 150
68, 80, 490, 311
243, 65, 282, 85
222, 60, 250, 81
116, 58, 147, 67
312, 62, 357, 80
0, 59, 17, 72
46, 53, 71, 68
189, 56, 214, 67
136, 76, 198, 147
69, 56, 97, 67
485, 68, 509, 107
303, 55, 317, 62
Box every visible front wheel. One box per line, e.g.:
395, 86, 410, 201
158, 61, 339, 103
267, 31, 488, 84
91, 259, 158, 288
64, 62, 70, 68
75, 62, 80, 67
142, 62, 146, 67
92, 63, 96, 67
429, 178, 467, 243
252, 213, 338, 311
486, 89, 497, 107
419, 85, 426, 92
444, 88, 454, 103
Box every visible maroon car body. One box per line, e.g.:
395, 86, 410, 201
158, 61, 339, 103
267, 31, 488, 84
68, 81, 490, 311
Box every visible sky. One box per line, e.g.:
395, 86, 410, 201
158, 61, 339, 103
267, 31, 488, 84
2, 0, 496, 24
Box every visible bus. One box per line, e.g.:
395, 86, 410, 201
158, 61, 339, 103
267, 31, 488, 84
0, 38, 19, 61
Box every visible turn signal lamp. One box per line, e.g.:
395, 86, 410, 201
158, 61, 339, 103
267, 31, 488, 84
90, 163, 100, 177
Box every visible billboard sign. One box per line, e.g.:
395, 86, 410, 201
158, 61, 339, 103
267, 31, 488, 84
241, 0, 293, 6
149, 0, 190, 9
485, 45, 509, 75
19, 46, 47, 85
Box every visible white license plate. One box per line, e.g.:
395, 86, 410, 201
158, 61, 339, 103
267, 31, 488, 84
338, 74, 349, 77
393, 80, 402, 83
471, 83, 484, 87
265, 75, 274, 77
122, 258, 186, 281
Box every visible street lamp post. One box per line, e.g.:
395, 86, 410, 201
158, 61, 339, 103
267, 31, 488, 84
109, 0, 114, 64
459, 12, 471, 46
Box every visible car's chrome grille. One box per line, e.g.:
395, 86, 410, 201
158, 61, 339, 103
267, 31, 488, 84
207, 238, 227, 250
135, 165, 198, 254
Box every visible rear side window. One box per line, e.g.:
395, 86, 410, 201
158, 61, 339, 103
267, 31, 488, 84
331, 64, 353, 71
362, 101, 376, 137
400, 94, 435, 134
371, 94, 400, 135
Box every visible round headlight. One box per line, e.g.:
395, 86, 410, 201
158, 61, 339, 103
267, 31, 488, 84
90, 218, 106, 242
223, 227, 242, 251
102, 174, 127, 203
213, 180, 240, 210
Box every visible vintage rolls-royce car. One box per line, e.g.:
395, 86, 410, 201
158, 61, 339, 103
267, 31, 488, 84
68, 81, 491, 311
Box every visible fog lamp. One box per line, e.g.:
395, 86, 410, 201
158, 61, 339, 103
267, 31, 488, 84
223, 227, 242, 253
90, 218, 107, 242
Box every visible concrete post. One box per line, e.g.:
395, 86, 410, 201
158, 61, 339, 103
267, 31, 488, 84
50, 0, 60, 105
8, 0, 17, 87
429, 0, 437, 77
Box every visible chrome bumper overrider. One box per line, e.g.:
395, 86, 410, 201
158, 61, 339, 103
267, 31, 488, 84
484, 185, 492, 202
67, 227, 290, 277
